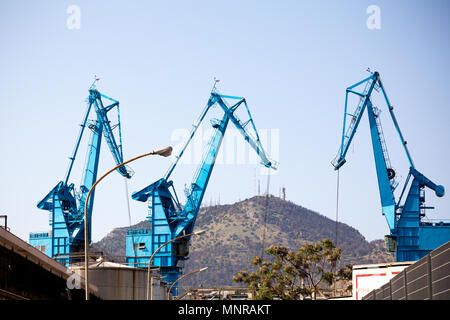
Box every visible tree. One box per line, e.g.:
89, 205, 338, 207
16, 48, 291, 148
233, 238, 347, 300
335, 263, 353, 295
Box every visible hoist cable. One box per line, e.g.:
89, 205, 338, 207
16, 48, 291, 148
335, 169, 340, 246
260, 167, 271, 259
333, 169, 340, 297
124, 178, 137, 262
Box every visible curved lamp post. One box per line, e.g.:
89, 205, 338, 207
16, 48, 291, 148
83, 146, 173, 300
147, 229, 206, 300
168, 267, 208, 300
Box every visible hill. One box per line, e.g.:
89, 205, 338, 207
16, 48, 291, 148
92, 195, 394, 288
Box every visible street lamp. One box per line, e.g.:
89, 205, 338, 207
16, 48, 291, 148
83, 146, 172, 300
168, 267, 208, 300
147, 229, 206, 300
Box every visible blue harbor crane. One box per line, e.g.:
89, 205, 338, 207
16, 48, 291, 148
332, 71, 450, 262
29, 81, 133, 264
126, 86, 277, 294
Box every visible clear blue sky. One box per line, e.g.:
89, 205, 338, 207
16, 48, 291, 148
1, 0, 449, 244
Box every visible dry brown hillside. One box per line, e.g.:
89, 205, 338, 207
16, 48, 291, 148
93, 195, 394, 288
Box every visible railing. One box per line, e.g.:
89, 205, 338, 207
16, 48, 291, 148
126, 228, 151, 236
29, 231, 52, 239
419, 218, 450, 226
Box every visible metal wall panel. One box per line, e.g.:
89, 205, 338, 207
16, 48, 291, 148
363, 242, 449, 300
382, 282, 391, 300
390, 271, 406, 300
406, 259, 429, 300
430, 244, 450, 300
375, 287, 384, 299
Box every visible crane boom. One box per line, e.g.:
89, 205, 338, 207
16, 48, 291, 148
173, 110, 230, 238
